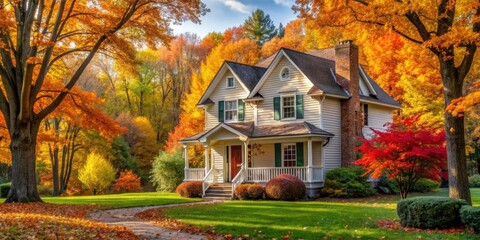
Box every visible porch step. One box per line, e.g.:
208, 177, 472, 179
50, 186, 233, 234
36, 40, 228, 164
204, 183, 233, 200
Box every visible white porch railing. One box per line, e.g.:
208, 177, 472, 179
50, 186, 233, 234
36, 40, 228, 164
231, 165, 246, 194
184, 168, 205, 181
202, 168, 216, 197
246, 166, 324, 182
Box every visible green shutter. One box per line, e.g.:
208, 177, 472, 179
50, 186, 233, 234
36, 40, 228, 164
238, 99, 245, 121
218, 101, 224, 122
274, 97, 281, 120
296, 142, 304, 166
296, 95, 304, 119
274, 143, 282, 167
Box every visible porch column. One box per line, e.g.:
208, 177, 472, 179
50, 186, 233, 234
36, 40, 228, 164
242, 140, 249, 180
204, 144, 210, 175
183, 145, 188, 181
307, 139, 313, 182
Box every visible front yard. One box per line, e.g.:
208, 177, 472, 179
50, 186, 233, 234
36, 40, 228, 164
147, 189, 480, 239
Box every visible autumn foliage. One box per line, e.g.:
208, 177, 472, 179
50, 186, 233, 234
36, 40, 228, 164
355, 117, 447, 199
0, 203, 136, 239
112, 170, 142, 193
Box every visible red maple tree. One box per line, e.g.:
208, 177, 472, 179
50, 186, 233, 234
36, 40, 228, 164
355, 118, 447, 199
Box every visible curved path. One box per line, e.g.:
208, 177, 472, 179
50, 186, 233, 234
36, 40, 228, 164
88, 201, 222, 240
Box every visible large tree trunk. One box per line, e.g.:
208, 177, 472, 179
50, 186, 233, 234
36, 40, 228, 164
440, 61, 472, 205
6, 121, 42, 202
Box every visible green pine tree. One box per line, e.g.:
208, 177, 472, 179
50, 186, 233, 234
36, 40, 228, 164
277, 23, 285, 38
244, 9, 278, 45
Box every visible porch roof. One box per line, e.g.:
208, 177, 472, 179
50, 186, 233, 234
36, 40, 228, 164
179, 121, 334, 143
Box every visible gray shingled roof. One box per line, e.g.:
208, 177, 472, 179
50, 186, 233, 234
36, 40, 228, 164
226, 61, 267, 91
180, 121, 334, 142
281, 48, 348, 97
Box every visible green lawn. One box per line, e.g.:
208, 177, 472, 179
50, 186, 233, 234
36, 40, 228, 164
1, 192, 201, 209
44, 192, 201, 208
162, 189, 480, 240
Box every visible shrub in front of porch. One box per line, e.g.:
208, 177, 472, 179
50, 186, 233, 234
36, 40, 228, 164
265, 174, 306, 201
234, 184, 265, 200
320, 167, 376, 198
151, 149, 185, 192
176, 181, 202, 198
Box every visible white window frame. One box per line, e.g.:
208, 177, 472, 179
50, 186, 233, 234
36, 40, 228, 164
281, 95, 296, 120
282, 143, 297, 167
226, 77, 235, 88
280, 67, 291, 81
224, 100, 238, 122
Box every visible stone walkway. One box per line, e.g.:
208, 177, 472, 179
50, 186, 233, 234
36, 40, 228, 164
87, 201, 222, 240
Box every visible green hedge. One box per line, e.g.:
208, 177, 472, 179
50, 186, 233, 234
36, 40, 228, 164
460, 206, 480, 233
397, 197, 468, 229
0, 182, 11, 198
412, 178, 439, 193
469, 174, 480, 188
320, 167, 376, 198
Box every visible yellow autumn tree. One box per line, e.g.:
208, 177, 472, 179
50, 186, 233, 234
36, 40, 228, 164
78, 153, 116, 195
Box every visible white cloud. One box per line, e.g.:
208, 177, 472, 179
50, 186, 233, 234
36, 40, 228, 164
273, 0, 295, 7
221, 0, 252, 14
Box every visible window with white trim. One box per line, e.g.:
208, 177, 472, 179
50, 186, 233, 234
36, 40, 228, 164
280, 67, 291, 81
224, 100, 237, 122
283, 144, 296, 167
281, 95, 295, 119
226, 77, 235, 88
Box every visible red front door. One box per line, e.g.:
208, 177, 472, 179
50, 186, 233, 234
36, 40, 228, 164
231, 145, 242, 179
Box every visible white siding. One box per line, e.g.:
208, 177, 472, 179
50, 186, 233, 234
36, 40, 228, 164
211, 144, 225, 183
312, 142, 322, 166
362, 104, 394, 139
205, 70, 254, 130
322, 97, 342, 170
256, 57, 321, 127
252, 143, 275, 167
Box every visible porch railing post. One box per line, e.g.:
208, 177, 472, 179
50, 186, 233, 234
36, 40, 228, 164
183, 145, 189, 181
307, 139, 313, 182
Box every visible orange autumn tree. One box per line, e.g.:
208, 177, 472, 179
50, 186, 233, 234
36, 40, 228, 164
112, 169, 142, 193
295, 0, 479, 204
37, 76, 124, 196
0, 0, 206, 203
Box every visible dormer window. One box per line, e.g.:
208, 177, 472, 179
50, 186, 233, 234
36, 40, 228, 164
226, 77, 235, 88
280, 67, 290, 81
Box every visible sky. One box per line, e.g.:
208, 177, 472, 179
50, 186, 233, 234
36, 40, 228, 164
171, 0, 298, 37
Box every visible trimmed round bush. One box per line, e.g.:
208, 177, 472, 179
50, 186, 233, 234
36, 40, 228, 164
469, 174, 480, 188
0, 182, 11, 198
176, 181, 202, 198
234, 183, 265, 200
412, 178, 439, 193
460, 206, 480, 233
397, 197, 468, 229
265, 174, 305, 201
320, 167, 376, 198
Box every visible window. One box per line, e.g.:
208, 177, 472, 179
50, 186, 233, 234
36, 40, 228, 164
283, 144, 296, 167
282, 95, 295, 119
280, 67, 290, 81
225, 100, 237, 122
363, 104, 369, 126
226, 77, 235, 88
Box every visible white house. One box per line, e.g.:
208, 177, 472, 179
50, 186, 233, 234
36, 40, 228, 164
180, 41, 401, 199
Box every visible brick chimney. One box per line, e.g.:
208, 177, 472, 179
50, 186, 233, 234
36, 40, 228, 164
335, 40, 360, 167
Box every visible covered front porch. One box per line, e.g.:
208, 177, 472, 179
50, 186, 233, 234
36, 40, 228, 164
180, 122, 333, 198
